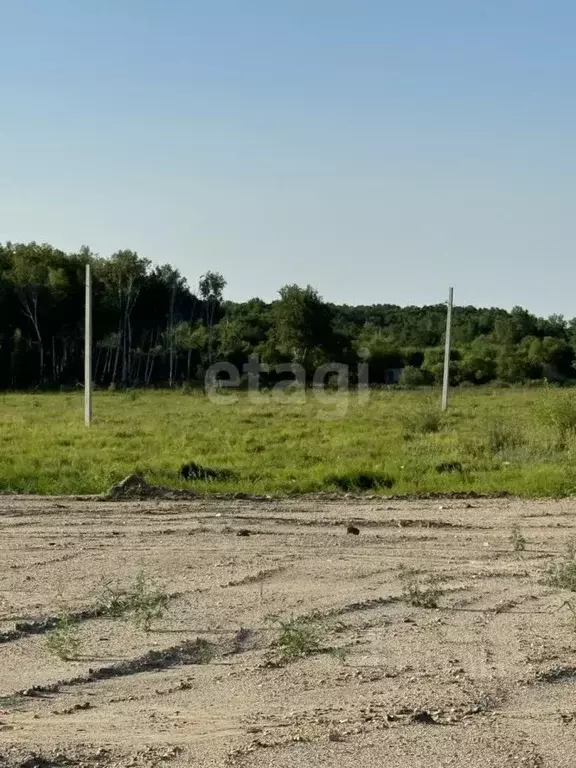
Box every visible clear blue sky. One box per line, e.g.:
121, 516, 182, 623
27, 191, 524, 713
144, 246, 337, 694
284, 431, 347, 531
1, 1, 575, 317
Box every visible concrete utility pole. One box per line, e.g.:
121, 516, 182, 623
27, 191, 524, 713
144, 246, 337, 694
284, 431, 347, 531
441, 286, 453, 412
85, 263, 92, 425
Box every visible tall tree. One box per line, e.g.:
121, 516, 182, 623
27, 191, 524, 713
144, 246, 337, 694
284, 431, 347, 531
198, 271, 226, 365
268, 285, 337, 373
97, 250, 150, 386
8, 242, 67, 384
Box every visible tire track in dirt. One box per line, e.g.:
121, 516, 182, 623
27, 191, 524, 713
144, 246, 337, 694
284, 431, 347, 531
1, 495, 576, 766
0, 638, 218, 707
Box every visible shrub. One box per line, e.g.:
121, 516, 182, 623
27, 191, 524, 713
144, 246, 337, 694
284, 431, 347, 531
398, 566, 443, 608
536, 388, 576, 446
276, 618, 322, 661
96, 571, 169, 631
45, 609, 81, 661
128, 571, 169, 631
399, 367, 432, 388
95, 579, 133, 618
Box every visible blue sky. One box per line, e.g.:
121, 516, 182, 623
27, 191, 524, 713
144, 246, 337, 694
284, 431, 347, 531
1, 1, 575, 316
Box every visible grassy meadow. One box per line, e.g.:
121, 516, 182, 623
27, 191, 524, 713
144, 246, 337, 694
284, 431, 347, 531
1, 386, 576, 496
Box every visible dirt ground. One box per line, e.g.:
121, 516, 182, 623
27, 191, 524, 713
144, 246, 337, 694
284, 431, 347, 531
1, 495, 576, 767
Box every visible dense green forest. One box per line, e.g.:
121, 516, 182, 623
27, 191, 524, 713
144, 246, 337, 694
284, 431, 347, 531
1, 241, 575, 389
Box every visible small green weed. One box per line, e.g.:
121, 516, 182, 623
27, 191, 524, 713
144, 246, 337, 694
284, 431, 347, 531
399, 565, 443, 608
510, 523, 526, 552
45, 609, 81, 661
96, 571, 169, 631
275, 617, 322, 661
95, 578, 133, 618
128, 571, 170, 631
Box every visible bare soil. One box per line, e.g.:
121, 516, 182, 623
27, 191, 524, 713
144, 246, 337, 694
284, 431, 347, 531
1, 495, 576, 766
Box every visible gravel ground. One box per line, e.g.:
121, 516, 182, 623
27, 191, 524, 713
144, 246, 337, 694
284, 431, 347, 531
0, 495, 576, 766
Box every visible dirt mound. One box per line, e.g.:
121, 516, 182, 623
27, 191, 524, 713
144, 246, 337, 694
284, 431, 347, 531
106, 473, 195, 501
107, 473, 153, 499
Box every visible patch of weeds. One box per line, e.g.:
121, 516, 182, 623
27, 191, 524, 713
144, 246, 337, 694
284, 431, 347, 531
96, 571, 169, 631
460, 422, 523, 460
457, 433, 490, 461
274, 617, 322, 662
486, 422, 523, 455
547, 557, 576, 592
400, 404, 443, 436
325, 471, 394, 492
510, 523, 526, 552
45, 608, 81, 661
129, 571, 170, 631
95, 578, 133, 618
536, 388, 576, 448
398, 565, 443, 608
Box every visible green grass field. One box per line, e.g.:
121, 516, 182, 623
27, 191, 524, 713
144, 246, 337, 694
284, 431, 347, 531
1, 387, 576, 496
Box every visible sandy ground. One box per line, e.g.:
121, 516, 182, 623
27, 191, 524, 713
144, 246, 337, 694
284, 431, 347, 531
1, 495, 576, 766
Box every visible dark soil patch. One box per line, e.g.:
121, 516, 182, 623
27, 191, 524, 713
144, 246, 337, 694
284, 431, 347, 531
346, 525, 360, 535
535, 665, 576, 684
232, 628, 255, 654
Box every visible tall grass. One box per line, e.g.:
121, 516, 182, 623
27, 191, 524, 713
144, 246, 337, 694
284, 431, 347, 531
1, 387, 576, 496
535, 387, 576, 447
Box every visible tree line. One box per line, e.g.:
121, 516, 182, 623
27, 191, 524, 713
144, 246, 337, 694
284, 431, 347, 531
1, 241, 575, 390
